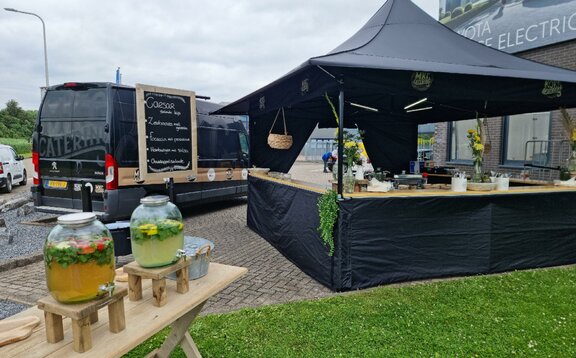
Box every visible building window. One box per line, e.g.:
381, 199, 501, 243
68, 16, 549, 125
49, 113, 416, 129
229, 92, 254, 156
449, 118, 476, 162
503, 112, 550, 165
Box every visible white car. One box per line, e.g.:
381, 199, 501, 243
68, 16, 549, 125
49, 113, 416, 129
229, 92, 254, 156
0, 144, 27, 193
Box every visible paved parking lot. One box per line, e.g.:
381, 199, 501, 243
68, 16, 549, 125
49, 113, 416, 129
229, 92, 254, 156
0, 162, 335, 316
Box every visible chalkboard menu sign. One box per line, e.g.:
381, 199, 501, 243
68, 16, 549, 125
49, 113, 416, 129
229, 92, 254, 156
135, 84, 197, 182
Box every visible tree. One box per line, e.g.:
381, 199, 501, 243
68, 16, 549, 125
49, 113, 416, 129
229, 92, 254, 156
0, 100, 37, 139
4, 100, 24, 117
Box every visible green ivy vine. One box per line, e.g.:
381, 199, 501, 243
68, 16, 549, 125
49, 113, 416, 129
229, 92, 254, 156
317, 189, 339, 256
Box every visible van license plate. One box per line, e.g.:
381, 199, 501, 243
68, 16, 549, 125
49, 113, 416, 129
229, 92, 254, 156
45, 180, 68, 189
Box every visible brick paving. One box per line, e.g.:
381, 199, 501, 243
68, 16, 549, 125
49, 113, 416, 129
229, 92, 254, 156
0, 161, 336, 316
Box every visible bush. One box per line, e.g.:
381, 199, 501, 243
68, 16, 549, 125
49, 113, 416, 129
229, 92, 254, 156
451, 7, 464, 18
0, 100, 37, 140
0, 138, 32, 155
465, 3, 473, 12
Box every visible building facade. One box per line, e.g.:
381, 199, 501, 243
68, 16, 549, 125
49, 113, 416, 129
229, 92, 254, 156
434, 0, 576, 180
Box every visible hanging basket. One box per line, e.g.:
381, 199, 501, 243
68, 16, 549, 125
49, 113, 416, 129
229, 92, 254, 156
267, 108, 293, 150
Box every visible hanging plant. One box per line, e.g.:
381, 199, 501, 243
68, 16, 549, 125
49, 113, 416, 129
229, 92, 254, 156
317, 189, 339, 256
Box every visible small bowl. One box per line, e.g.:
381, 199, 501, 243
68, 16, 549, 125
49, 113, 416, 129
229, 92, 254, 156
467, 182, 496, 191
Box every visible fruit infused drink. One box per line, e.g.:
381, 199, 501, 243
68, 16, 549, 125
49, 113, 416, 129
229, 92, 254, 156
130, 196, 184, 268
131, 219, 184, 267
45, 237, 115, 302
43, 213, 115, 304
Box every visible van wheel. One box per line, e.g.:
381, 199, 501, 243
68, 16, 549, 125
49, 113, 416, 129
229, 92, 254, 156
2, 175, 12, 193
19, 170, 27, 186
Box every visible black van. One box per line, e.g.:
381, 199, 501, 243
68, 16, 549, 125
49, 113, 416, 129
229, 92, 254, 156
32, 82, 249, 222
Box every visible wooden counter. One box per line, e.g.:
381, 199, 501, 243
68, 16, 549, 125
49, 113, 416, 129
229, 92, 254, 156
249, 172, 576, 198
426, 173, 551, 186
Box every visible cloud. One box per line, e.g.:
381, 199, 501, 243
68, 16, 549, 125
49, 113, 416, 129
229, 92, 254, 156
0, 0, 437, 110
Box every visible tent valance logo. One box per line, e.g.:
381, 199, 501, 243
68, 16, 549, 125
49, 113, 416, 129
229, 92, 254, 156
411, 72, 433, 91
259, 96, 266, 110
301, 78, 310, 95
542, 81, 563, 98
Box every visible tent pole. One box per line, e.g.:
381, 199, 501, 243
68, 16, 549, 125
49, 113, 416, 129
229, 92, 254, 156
337, 88, 344, 196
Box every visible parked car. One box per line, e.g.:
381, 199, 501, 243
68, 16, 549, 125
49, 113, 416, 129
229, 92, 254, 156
0, 144, 27, 193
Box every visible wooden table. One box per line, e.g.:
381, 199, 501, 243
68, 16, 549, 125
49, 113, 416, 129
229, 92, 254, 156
0, 263, 247, 358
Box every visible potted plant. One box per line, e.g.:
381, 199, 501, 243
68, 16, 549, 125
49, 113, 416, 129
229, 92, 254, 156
317, 190, 339, 256
466, 118, 495, 190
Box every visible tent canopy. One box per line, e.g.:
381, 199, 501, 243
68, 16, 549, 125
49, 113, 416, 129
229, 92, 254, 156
216, 0, 576, 173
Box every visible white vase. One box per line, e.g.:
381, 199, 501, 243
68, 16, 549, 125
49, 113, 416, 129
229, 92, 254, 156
343, 167, 355, 194
355, 165, 364, 180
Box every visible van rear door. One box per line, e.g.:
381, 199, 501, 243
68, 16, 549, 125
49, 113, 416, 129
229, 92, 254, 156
37, 84, 107, 212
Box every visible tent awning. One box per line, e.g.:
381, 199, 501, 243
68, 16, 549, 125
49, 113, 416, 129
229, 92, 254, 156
214, 0, 576, 173
216, 0, 576, 120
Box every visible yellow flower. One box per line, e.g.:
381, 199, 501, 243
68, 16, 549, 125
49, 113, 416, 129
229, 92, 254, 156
178, 223, 183, 230
344, 141, 356, 148
467, 129, 476, 135
571, 129, 576, 142
475, 135, 481, 142
474, 143, 484, 151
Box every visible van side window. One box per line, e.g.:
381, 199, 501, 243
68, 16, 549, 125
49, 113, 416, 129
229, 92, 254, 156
112, 88, 138, 167
239, 132, 249, 155
197, 127, 243, 168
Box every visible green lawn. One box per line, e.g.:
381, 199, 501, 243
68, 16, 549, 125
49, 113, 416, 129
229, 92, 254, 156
125, 266, 576, 357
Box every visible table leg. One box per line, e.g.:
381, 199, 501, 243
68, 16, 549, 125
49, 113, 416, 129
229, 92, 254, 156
44, 311, 64, 343
108, 297, 126, 333
71, 317, 92, 353
152, 278, 167, 307
89, 311, 99, 324
176, 268, 189, 294
128, 274, 142, 301
154, 301, 206, 358
180, 331, 202, 358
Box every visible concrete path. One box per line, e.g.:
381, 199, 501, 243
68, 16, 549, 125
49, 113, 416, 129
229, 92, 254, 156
0, 161, 335, 316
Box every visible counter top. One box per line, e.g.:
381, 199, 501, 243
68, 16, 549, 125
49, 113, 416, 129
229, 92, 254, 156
250, 172, 576, 197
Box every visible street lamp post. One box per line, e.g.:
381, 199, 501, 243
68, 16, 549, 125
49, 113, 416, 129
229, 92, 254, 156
4, 8, 49, 88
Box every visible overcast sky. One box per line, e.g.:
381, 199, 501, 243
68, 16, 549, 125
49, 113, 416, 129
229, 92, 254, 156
0, 0, 438, 110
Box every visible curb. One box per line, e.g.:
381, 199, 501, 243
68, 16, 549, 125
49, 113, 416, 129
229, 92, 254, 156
0, 252, 43, 272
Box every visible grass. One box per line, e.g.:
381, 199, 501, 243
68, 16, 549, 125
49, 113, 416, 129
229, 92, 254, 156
125, 266, 576, 357
0, 137, 31, 157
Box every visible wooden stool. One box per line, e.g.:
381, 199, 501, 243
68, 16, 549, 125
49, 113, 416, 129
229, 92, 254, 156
37, 287, 128, 353
123, 258, 192, 307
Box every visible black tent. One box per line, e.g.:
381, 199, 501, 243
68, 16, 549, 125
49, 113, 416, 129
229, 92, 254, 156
214, 0, 576, 291
217, 0, 576, 177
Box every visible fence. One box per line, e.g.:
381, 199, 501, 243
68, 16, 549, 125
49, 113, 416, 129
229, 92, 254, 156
523, 139, 571, 181
300, 139, 337, 161
301, 138, 435, 161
